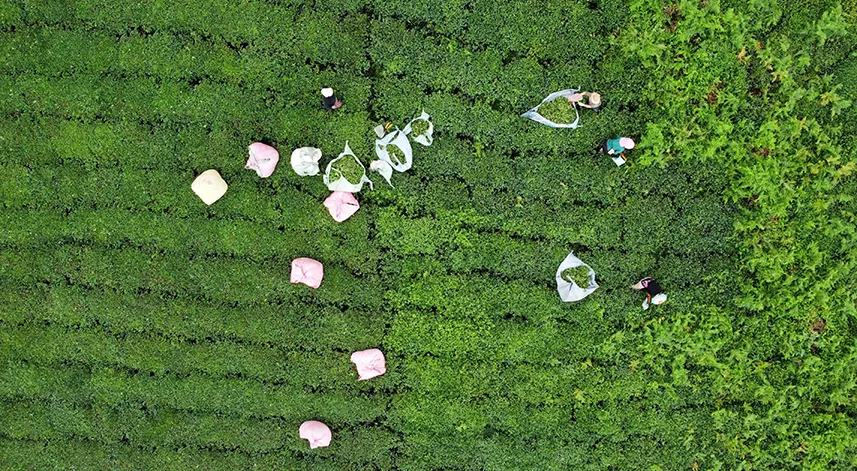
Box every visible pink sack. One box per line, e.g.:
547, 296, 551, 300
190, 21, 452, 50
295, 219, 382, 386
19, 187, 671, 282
246, 142, 280, 178
291, 258, 324, 289
323, 191, 360, 222
299, 420, 332, 449
350, 348, 386, 381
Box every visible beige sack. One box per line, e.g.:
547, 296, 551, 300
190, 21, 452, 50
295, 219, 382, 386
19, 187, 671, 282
191, 169, 228, 205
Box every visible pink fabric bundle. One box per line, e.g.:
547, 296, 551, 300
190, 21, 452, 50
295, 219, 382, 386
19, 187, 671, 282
291, 258, 324, 289
246, 142, 280, 178
299, 420, 332, 449
350, 348, 386, 381
323, 191, 360, 222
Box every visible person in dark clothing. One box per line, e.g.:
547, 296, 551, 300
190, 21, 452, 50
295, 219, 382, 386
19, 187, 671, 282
321, 87, 342, 110
631, 277, 667, 310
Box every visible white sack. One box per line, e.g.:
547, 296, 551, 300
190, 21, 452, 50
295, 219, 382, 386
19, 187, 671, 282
520, 89, 581, 129
375, 129, 413, 172
324, 141, 373, 193
403, 110, 434, 146
291, 147, 322, 176
555, 251, 598, 302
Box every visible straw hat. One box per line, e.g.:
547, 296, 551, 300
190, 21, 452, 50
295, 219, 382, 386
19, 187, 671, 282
588, 92, 601, 106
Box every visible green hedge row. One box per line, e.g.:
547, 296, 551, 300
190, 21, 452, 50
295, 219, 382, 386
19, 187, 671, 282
0, 79, 374, 162
2, 27, 244, 81
372, 194, 733, 258
0, 242, 708, 366
2, 109, 663, 210
0, 74, 376, 140
394, 432, 713, 471
399, 394, 716, 441
0, 362, 388, 423
368, 191, 733, 264
367, 154, 733, 255
1, 340, 699, 468
1, 115, 376, 183
0, 428, 398, 471
1, 399, 399, 461
0, 437, 297, 471
0, 163, 333, 222
1, 117, 239, 170
8, 0, 369, 69
0, 323, 362, 387
0, 382, 706, 469
392, 354, 699, 409
0, 24, 371, 91
366, 14, 641, 114
367, 0, 620, 67
369, 19, 578, 112
3, 152, 700, 223
3, 398, 400, 467
2, 399, 290, 454
0, 164, 316, 228
0, 284, 387, 356
0, 207, 379, 275
0, 246, 383, 309
0, 74, 262, 123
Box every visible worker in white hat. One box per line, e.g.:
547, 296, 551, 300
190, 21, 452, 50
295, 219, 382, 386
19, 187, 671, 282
321, 87, 342, 110
569, 91, 601, 111
600, 136, 635, 155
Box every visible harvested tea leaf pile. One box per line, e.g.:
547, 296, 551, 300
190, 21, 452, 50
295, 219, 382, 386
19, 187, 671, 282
330, 156, 364, 182
536, 97, 577, 124
387, 144, 407, 165
562, 266, 592, 287
410, 119, 430, 136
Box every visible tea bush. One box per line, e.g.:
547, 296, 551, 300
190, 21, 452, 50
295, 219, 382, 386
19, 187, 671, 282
1, 0, 855, 469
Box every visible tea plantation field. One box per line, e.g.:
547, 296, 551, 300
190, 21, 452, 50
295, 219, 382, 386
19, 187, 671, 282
1, 0, 856, 469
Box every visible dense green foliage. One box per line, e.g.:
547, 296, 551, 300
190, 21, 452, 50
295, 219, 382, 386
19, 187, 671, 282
331, 155, 366, 183
386, 144, 407, 166
537, 97, 580, 124
0, 0, 855, 469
